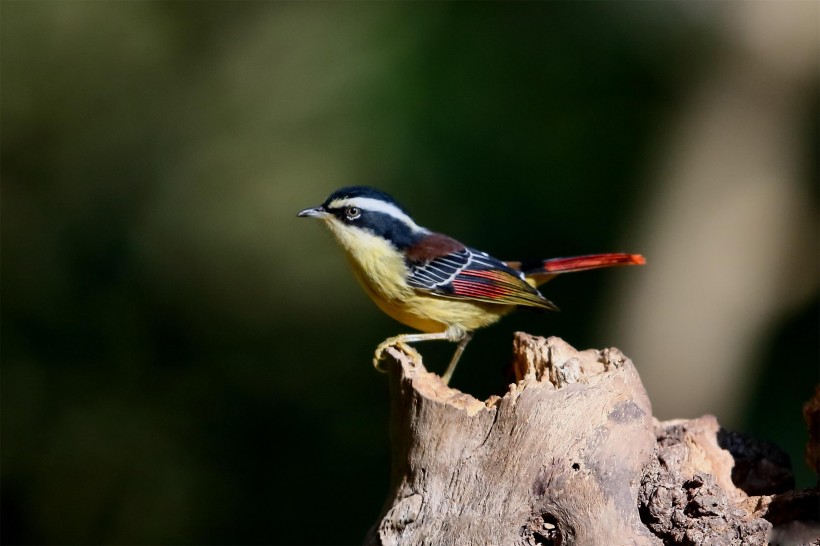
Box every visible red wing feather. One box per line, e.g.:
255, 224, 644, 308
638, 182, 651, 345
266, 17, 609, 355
450, 269, 555, 309
406, 245, 557, 310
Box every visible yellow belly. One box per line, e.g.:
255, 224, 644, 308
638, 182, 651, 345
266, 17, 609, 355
351, 263, 512, 334
325, 218, 513, 334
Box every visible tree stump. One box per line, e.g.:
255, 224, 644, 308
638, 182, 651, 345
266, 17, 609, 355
364, 333, 815, 546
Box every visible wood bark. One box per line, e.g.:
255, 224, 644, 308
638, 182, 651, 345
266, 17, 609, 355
364, 333, 817, 546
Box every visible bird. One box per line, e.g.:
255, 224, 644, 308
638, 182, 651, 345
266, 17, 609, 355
298, 186, 645, 384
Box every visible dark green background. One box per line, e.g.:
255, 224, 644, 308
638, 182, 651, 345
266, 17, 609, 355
2, 2, 817, 544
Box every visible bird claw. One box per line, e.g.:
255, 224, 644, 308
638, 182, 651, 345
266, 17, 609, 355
373, 337, 421, 372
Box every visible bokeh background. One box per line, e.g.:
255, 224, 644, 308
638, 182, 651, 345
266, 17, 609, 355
2, 2, 817, 544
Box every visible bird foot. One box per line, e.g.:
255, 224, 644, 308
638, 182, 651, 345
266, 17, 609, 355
373, 337, 422, 373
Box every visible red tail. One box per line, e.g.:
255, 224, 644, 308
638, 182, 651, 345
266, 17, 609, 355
537, 253, 645, 274
510, 253, 645, 285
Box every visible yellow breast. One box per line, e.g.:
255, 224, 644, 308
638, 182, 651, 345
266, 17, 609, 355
324, 218, 512, 334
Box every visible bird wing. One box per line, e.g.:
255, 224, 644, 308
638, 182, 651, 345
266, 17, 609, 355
407, 246, 557, 310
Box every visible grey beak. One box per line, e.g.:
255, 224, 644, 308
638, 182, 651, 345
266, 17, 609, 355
297, 206, 328, 218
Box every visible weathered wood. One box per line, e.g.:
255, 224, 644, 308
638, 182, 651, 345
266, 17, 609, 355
639, 417, 771, 545
366, 334, 658, 545
364, 333, 795, 546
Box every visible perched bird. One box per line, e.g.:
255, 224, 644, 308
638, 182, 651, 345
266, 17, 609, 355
298, 186, 644, 384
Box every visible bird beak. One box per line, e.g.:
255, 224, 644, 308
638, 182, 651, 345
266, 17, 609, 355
297, 206, 328, 219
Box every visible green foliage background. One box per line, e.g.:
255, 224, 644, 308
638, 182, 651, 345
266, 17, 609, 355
2, 2, 816, 544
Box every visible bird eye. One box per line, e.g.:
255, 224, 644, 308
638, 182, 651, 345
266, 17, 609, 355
345, 206, 361, 220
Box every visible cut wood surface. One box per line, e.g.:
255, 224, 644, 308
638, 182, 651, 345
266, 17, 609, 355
364, 333, 818, 546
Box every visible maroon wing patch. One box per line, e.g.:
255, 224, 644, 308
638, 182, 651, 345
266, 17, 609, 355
405, 238, 556, 310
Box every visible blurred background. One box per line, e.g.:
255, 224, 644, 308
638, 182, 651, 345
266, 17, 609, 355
2, 2, 817, 544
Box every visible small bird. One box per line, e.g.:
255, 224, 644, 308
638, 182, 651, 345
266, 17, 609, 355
298, 186, 644, 384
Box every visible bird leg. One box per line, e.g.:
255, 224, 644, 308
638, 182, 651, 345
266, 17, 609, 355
373, 329, 474, 385
373, 332, 452, 373
440, 331, 474, 385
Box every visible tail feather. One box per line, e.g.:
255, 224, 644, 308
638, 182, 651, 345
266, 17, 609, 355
507, 253, 645, 286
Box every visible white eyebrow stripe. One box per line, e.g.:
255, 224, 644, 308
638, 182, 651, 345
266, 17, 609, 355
329, 197, 428, 233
